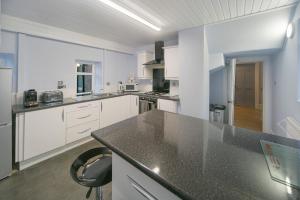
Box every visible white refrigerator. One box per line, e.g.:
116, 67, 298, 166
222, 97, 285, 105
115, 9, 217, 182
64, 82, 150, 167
0, 68, 12, 180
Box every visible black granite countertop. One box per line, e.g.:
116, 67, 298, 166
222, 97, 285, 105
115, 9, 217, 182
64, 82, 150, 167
12, 92, 180, 114
92, 110, 300, 200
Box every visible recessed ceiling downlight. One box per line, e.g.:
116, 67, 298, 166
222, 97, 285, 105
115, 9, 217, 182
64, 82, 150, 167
286, 23, 294, 38
97, 0, 161, 31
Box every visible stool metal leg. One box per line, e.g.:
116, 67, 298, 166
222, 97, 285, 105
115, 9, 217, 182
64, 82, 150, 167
95, 187, 103, 200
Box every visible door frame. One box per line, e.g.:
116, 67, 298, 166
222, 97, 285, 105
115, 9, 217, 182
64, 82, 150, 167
227, 59, 236, 126
226, 56, 272, 133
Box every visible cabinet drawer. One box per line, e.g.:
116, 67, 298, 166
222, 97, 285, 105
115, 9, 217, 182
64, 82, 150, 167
64, 101, 99, 113
66, 120, 99, 144
66, 107, 99, 128
113, 153, 181, 200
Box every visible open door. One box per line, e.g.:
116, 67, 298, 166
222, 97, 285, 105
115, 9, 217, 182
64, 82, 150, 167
227, 59, 236, 126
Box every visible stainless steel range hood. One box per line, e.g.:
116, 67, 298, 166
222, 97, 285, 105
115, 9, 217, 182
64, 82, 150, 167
143, 41, 164, 66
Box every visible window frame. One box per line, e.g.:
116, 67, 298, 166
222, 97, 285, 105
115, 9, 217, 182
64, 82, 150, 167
76, 61, 95, 96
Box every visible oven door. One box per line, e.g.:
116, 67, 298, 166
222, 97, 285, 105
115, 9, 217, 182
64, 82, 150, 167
139, 100, 149, 114
139, 99, 157, 114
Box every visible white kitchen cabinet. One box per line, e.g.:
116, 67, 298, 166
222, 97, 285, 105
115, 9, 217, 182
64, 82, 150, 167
99, 96, 131, 129
65, 101, 100, 144
23, 107, 66, 160
137, 52, 154, 79
119, 95, 131, 121
130, 95, 139, 117
158, 99, 178, 113
66, 106, 99, 128
164, 46, 179, 80
66, 120, 99, 144
113, 153, 182, 200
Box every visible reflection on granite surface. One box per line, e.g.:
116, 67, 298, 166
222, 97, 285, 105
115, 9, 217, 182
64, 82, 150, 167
92, 110, 300, 200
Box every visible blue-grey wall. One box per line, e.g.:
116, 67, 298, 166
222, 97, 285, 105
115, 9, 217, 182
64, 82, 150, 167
271, 3, 300, 137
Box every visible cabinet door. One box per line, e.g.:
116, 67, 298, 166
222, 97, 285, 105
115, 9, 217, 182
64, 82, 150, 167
130, 95, 139, 117
158, 99, 178, 113
165, 47, 179, 80
24, 107, 65, 160
99, 98, 118, 129
118, 95, 131, 121
113, 153, 182, 200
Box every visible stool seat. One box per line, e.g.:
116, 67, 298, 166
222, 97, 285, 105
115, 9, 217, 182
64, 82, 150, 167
70, 147, 112, 200
82, 156, 112, 187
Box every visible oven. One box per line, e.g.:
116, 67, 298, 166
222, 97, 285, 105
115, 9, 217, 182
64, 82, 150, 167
139, 96, 157, 114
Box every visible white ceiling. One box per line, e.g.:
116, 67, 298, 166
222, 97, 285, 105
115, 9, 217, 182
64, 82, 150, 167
2, 0, 299, 47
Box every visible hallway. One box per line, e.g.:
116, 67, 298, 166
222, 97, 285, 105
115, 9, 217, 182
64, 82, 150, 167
234, 106, 262, 132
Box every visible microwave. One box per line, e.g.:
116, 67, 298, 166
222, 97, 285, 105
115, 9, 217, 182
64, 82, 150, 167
124, 83, 138, 92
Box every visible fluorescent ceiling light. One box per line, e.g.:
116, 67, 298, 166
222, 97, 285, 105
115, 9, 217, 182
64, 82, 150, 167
98, 0, 161, 31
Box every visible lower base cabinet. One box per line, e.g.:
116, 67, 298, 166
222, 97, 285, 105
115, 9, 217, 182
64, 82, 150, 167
99, 95, 139, 129
66, 120, 99, 144
157, 99, 178, 113
23, 107, 65, 160
112, 153, 182, 200
16, 95, 140, 166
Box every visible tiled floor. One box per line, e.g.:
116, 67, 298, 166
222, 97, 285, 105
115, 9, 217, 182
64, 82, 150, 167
234, 105, 262, 132
0, 140, 112, 200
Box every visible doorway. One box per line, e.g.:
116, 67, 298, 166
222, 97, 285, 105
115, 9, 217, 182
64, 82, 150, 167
234, 62, 263, 131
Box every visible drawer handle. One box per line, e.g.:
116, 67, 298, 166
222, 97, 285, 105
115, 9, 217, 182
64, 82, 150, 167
78, 105, 89, 109
77, 114, 92, 119
78, 128, 91, 134
127, 176, 158, 200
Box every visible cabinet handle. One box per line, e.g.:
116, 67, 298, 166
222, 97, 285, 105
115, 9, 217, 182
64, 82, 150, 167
77, 114, 91, 119
127, 176, 158, 200
62, 109, 64, 122
101, 102, 103, 112
166, 68, 167, 76
136, 97, 138, 106
77, 128, 91, 134
78, 105, 89, 109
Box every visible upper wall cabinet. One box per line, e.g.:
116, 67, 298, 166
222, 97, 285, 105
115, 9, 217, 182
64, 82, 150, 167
137, 52, 153, 79
164, 46, 179, 80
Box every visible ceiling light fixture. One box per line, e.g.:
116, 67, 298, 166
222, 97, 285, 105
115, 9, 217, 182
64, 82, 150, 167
286, 23, 294, 38
97, 0, 161, 31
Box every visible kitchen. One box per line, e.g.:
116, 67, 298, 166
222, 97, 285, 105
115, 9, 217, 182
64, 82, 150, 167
1, 0, 300, 200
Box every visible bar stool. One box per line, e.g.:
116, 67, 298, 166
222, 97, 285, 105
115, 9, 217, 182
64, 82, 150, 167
70, 147, 112, 200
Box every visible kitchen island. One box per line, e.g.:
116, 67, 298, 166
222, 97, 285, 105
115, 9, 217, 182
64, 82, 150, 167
92, 110, 300, 200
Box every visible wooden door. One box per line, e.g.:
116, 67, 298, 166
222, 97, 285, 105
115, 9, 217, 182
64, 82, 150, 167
235, 64, 255, 107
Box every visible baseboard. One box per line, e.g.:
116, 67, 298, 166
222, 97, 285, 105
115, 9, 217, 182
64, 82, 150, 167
17, 137, 94, 170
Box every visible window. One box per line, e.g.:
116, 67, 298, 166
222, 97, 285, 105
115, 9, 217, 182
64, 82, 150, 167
76, 61, 103, 96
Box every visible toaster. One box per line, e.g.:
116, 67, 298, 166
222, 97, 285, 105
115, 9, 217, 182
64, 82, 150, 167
40, 90, 63, 103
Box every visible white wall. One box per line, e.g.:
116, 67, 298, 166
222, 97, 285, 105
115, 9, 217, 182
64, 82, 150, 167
206, 7, 293, 54
103, 50, 137, 92
16, 34, 136, 101
271, 3, 300, 138
18, 34, 103, 97
178, 26, 209, 119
